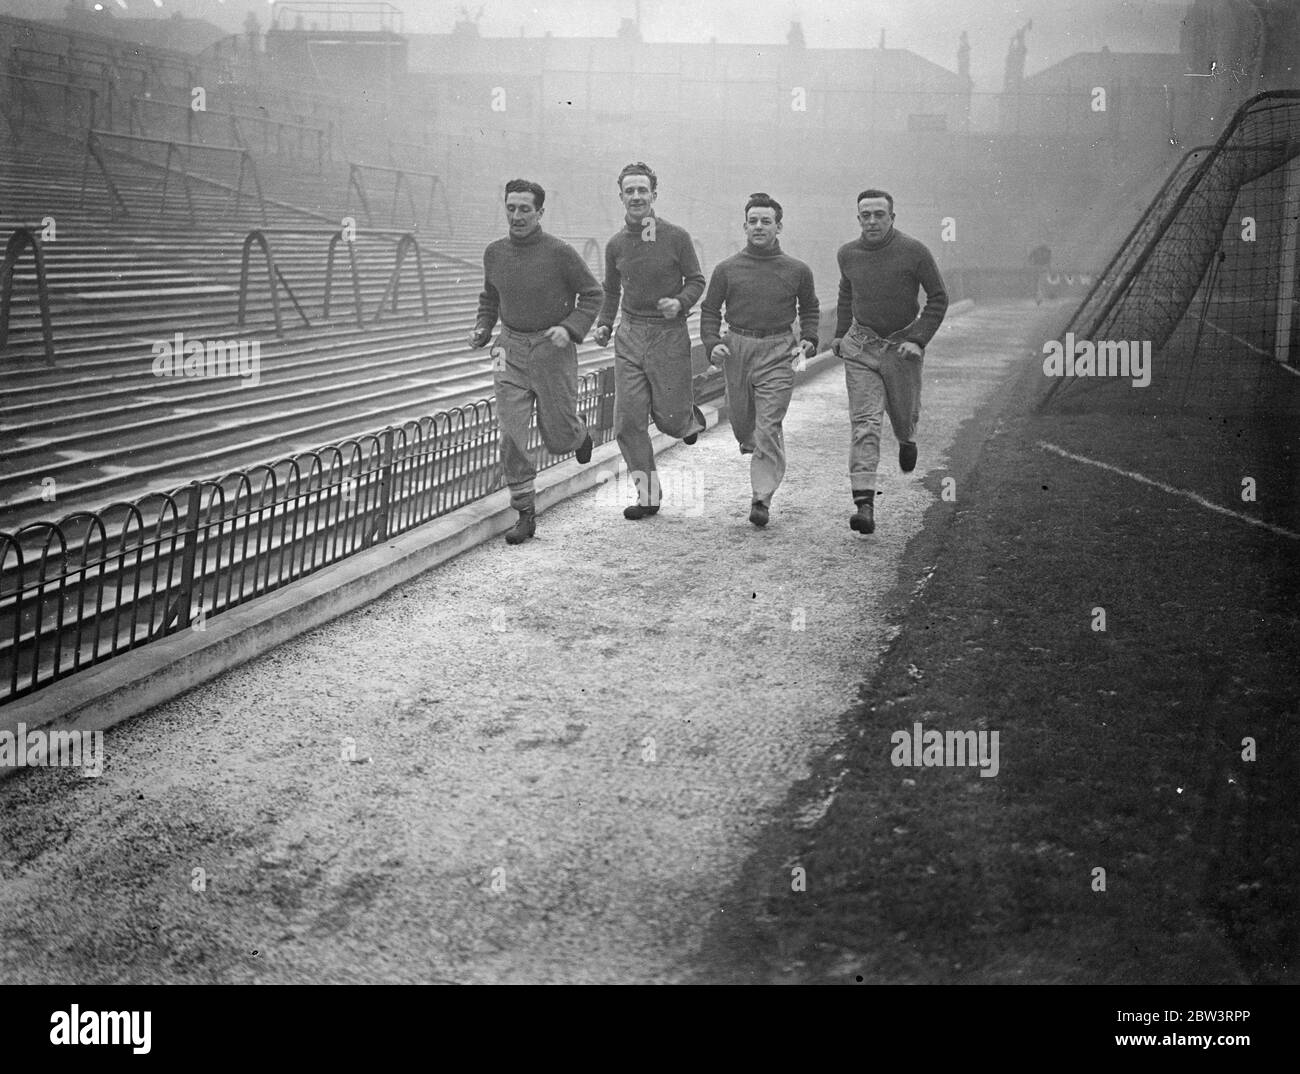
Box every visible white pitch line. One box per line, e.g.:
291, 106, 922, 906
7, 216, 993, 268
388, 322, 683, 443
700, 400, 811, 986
1037, 441, 1300, 541
1204, 318, 1299, 376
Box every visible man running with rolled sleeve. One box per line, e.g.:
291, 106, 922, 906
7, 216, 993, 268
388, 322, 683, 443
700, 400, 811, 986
470, 178, 602, 545
593, 162, 707, 520
832, 188, 947, 535
700, 192, 819, 528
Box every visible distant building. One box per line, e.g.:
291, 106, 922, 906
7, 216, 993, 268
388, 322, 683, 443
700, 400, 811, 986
999, 45, 1185, 144
403, 29, 973, 143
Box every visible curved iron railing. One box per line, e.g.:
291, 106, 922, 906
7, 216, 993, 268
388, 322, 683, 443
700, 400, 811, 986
0, 227, 55, 366
0, 367, 619, 705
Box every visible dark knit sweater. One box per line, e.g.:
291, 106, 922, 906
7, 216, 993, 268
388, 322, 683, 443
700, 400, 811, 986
835, 228, 948, 345
699, 241, 819, 357
475, 227, 603, 340
598, 215, 705, 325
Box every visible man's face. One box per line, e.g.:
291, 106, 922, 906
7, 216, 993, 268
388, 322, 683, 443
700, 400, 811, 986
857, 197, 894, 243
619, 174, 656, 222
505, 191, 542, 237
744, 206, 780, 248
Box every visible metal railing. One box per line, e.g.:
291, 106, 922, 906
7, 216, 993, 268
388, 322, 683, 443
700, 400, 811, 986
0, 367, 622, 705
2, 71, 98, 135
127, 95, 331, 171
80, 130, 269, 226
346, 162, 452, 235
0, 227, 55, 366
237, 228, 433, 335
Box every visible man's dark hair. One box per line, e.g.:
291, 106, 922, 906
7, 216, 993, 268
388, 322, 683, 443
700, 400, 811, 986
744, 191, 782, 224
856, 188, 894, 214
617, 162, 657, 192
504, 178, 545, 209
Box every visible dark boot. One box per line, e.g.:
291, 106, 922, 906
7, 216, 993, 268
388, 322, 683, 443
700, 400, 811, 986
505, 507, 536, 545
899, 441, 918, 473
850, 497, 875, 534
623, 504, 660, 520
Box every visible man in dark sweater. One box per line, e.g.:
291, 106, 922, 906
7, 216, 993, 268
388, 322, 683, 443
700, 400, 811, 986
832, 188, 948, 535
700, 193, 819, 528
470, 178, 603, 545
594, 162, 707, 520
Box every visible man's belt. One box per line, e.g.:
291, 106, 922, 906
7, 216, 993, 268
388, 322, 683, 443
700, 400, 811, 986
621, 310, 678, 323
727, 324, 791, 339
501, 323, 554, 337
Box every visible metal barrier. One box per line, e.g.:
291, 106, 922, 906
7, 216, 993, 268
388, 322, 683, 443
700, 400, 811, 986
81, 130, 269, 226
2, 71, 98, 135
127, 95, 330, 171
346, 162, 451, 234
237, 229, 312, 336
0, 367, 621, 705
0, 227, 56, 366
324, 230, 365, 329
373, 232, 429, 324
239, 228, 433, 333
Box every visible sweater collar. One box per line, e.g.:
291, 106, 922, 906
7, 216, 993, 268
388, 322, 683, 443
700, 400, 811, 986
743, 239, 783, 258
508, 226, 546, 247
859, 227, 898, 252
625, 211, 658, 233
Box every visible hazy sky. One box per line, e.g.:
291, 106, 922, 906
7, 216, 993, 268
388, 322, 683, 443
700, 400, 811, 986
10, 0, 1190, 94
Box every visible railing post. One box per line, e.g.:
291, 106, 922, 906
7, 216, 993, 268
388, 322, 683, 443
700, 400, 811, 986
348, 163, 375, 227
239, 229, 283, 337
240, 149, 268, 227
324, 230, 365, 329
596, 365, 616, 431
0, 227, 56, 366
373, 427, 395, 543
161, 481, 203, 635
373, 233, 429, 324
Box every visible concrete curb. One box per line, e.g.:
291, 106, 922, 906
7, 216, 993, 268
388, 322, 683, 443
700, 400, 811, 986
1, 298, 977, 771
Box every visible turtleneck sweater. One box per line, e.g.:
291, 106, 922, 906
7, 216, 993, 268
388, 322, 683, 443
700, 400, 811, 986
598, 214, 705, 325
475, 226, 603, 340
834, 227, 948, 346
699, 240, 820, 357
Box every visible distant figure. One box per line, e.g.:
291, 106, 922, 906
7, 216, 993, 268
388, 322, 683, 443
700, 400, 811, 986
1029, 243, 1052, 304
700, 193, 819, 528
469, 179, 601, 545
593, 162, 707, 520
1004, 20, 1031, 90
832, 189, 948, 536
787, 21, 806, 50
958, 31, 971, 83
